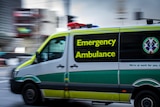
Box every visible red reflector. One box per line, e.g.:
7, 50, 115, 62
122, 90, 127, 93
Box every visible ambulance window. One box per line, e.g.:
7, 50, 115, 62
74, 33, 118, 62
40, 37, 66, 61
120, 31, 160, 61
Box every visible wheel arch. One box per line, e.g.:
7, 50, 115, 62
21, 75, 41, 83
17, 75, 41, 93
131, 85, 160, 99
20, 80, 40, 93
131, 78, 160, 99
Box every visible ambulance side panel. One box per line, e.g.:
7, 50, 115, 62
119, 26, 160, 101
68, 29, 121, 102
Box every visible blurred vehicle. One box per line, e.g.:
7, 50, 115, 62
0, 52, 32, 66
0, 58, 6, 67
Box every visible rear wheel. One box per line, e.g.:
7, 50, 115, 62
134, 90, 160, 107
22, 83, 42, 105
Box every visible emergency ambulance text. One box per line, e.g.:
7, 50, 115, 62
76, 39, 116, 47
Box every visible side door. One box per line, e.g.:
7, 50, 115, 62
68, 30, 120, 101
37, 36, 68, 98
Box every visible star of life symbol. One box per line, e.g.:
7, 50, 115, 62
143, 37, 159, 54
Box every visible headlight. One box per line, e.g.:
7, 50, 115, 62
10, 68, 19, 78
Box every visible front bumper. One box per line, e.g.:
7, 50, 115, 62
10, 79, 23, 94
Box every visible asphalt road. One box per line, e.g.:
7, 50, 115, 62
0, 67, 134, 107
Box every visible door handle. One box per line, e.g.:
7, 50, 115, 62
57, 64, 65, 68
70, 64, 78, 68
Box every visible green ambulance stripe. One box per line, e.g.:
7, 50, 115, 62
34, 70, 118, 84
69, 70, 118, 84
120, 69, 160, 86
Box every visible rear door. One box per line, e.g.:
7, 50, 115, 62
68, 28, 120, 101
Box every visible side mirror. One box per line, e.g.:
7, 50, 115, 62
35, 52, 40, 63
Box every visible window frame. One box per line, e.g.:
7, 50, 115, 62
120, 31, 160, 62
39, 36, 66, 62
73, 33, 119, 62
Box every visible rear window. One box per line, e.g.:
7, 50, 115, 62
120, 31, 160, 61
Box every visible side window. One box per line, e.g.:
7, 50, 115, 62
74, 33, 118, 62
40, 37, 66, 62
120, 31, 160, 61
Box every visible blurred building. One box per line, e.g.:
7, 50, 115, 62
0, 0, 57, 54
0, 0, 21, 51
13, 8, 57, 53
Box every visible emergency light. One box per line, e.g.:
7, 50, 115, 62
67, 22, 98, 29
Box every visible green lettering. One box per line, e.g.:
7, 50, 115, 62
75, 51, 82, 58
77, 39, 82, 46
111, 52, 116, 57
76, 39, 117, 47
112, 39, 116, 47
95, 40, 100, 47
75, 51, 116, 59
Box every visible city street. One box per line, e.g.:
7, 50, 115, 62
0, 67, 133, 107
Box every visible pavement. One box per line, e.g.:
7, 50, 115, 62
0, 66, 15, 77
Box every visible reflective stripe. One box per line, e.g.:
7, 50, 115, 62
120, 26, 160, 32
42, 89, 65, 98
42, 89, 131, 102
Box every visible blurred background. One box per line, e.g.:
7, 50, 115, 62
0, 0, 160, 66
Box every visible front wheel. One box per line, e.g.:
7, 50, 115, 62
134, 90, 160, 107
22, 83, 42, 105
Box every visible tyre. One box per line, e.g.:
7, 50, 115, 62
22, 83, 42, 105
134, 90, 160, 107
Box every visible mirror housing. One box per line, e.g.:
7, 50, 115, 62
35, 52, 40, 63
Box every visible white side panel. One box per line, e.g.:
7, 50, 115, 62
68, 36, 118, 72
119, 62, 160, 70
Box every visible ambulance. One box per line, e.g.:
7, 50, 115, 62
10, 23, 160, 107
